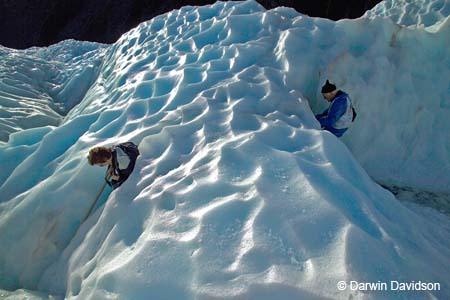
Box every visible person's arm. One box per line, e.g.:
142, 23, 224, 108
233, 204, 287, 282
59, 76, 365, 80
105, 166, 120, 185
105, 167, 113, 186
322, 97, 347, 128
315, 108, 329, 119
316, 108, 330, 128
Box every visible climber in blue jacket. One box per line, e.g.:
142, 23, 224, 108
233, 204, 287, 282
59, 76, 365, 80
315, 80, 356, 137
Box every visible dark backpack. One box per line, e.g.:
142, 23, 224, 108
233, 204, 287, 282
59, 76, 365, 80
352, 107, 357, 122
107, 142, 140, 189
115, 142, 140, 162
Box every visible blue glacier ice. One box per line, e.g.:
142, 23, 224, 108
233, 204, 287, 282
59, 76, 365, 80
0, 40, 107, 142
0, 0, 449, 300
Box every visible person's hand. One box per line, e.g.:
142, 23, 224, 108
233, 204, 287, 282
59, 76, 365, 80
106, 167, 113, 180
107, 168, 120, 181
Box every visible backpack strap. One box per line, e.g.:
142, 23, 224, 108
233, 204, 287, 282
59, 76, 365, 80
104, 147, 119, 187
110, 147, 120, 175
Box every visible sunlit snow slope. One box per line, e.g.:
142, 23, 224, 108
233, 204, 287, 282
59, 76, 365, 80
0, 1, 449, 300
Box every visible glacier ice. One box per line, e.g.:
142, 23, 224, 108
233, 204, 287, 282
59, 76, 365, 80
0, 0, 449, 299
0, 41, 106, 142
365, 0, 450, 30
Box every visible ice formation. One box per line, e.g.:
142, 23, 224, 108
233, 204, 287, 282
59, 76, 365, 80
0, 41, 106, 142
0, 0, 449, 299
365, 0, 449, 30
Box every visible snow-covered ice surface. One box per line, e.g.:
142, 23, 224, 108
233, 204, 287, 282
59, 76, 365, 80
0, 0, 449, 300
365, 0, 450, 31
0, 41, 106, 142
383, 184, 450, 217
0, 288, 61, 300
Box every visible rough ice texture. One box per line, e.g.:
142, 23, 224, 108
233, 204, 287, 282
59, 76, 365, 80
365, 0, 449, 30
0, 41, 106, 142
0, 288, 59, 300
0, 0, 449, 300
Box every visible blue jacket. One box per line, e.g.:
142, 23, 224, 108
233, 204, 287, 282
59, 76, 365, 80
316, 91, 354, 137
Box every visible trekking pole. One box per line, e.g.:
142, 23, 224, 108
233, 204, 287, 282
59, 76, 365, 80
71, 181, 108, 241
82, 181, 108, 223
